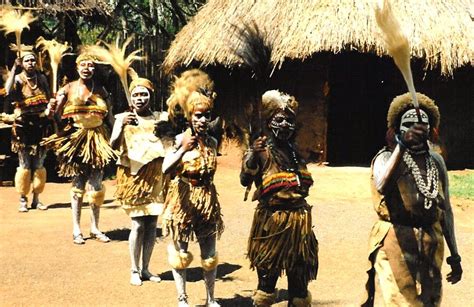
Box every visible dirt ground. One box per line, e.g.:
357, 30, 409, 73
0, 145, 472, 306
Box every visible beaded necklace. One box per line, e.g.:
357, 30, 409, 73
25, 73, 38, 90
402, 151, 439, 209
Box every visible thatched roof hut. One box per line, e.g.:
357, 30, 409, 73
163, 0, 474, 169
164, 0, 473, 75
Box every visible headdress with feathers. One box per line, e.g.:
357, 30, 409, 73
9, 44, 35, 59
166, 69, 216, 123
261, 90, 298, 122
387, 92, 440, 130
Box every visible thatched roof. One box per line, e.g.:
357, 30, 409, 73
0, 0, 111, 15
163, 0, 474, 75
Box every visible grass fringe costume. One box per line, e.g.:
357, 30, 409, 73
41, 91, 116, 177
163, 129, 224, 242
241, 90, 317, 306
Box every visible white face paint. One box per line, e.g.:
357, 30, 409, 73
400, 108, 430, 134
22, 54, 37, 73
131, 85, 151, 112
77, 60, 95, 80
268, 109, 296, 141
191, 105, 211, 135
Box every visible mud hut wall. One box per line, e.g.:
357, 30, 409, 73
327, 51, 473, 169
418, 65, 473, 170
207, 56, 329, 162
207, 51, 472, 169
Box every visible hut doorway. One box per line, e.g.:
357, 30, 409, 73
326, 51, 473, 169
326, 52, 402, 166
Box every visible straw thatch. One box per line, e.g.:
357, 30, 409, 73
163, 0, 474, 75
0, 0, 111, 15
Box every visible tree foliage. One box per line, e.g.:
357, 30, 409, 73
77, 0, 206, 45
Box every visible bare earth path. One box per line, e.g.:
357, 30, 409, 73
1, 148, 472, 306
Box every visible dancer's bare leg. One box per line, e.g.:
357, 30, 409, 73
141, 215, 161, 282
198, 234, 220, 307
88, 169, 109, 242
71, 172, 87, 244
171, 241, 190, 307
129, 217, 145, 286
16, 149, 31, 212
31, 150, 47, 210
71, 190, 85, 244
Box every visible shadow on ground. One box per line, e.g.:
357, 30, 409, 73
46, 199, 117, 209
106, 227, 164, 241
160, 263, 241, 282
215, 294, 253, 307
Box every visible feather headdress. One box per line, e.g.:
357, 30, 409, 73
9, 43, 35, 57
375, 0, 421, 121
82, 37, 144, 105
36, 37, 73, 94
0, 9, 37, 57
166, 69, 215, 124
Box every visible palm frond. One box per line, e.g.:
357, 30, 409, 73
0, 9, 37, 56
36, 37, 73, 93
82, 37, 144, 105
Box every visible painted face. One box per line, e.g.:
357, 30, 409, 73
268, 109, 296, 141
22, 54, 36, 73
399, 108, 430, 135
77, 60, 95, 80
131, 86, 151, 112
191, 105, 211, 135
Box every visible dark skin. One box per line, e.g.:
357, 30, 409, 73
378, 121, 462, 284
241, 110, 297, 186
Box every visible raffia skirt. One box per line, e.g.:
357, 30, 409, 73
162, 178, 224, 242
115, 159, 165, 218
41, 124, 116, 177
248, 202, 318, 283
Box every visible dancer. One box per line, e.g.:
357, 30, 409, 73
110, 77, 170, 286
240, 90, 318, 307
3, 50, 53, 212
362, 93, 462, 306
42, 53, 116, 244
163, 73, 223, 306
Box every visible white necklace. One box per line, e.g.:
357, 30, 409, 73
402, 151, 439, 209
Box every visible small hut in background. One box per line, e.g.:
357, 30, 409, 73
163, 0, 473, 169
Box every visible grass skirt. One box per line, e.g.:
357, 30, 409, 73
163, 178, 224, 242
41, 125, 116, 177
248, 203, 318, 283
115, 159, 165, 217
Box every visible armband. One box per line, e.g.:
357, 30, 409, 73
447, 254, 461, 265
